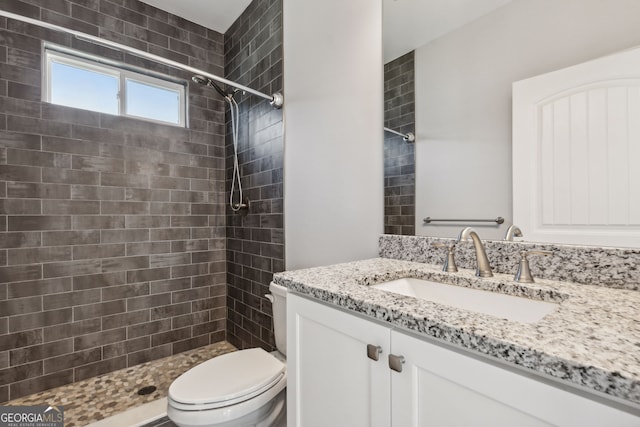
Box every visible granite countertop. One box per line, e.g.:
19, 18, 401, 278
273, 257, 640, 406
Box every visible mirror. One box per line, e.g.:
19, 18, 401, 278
382, 0, 640, 246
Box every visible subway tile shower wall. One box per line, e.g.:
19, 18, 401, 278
384, 51, 415, 235
0, 0, 227, 402
224, 0, 284, 351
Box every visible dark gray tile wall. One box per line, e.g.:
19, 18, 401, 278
224, 0, 284, 351
0, 0, 227, 401
384, 52, 415, 235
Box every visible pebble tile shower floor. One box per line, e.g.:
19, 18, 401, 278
3, 341, 236, 426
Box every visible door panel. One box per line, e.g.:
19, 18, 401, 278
513, 46, 640, 246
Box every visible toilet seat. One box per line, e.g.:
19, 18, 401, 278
168, 348, 286, 411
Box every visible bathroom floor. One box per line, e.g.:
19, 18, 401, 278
4, 341, 236, 427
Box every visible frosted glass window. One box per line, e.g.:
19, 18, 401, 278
126, 78, 181, 125
45, 48, 186, 127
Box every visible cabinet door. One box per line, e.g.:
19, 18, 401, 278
287, 294, 391, 427
390, 331, 639, 427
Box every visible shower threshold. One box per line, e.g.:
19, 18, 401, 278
5, 341, 236, 427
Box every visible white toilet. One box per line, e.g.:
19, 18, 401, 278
167, 282, 287, 427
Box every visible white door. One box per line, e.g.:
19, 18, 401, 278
390, 331, 640, 426
513, 46, 640, 247
287, 294, 391, 427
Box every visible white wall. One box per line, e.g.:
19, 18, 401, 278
283, 0, 383, 269
415, 0, 640, 240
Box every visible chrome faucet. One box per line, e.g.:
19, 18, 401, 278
504, 224, 523, 241
457, 227, 493, 277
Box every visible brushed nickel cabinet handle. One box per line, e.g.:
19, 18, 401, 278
367, 344, 382, 361
388, 354, 405, 372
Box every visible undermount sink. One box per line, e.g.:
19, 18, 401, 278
371, 278, 558, 324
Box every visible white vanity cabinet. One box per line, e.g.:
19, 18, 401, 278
390, 331, 640, 426
286, 293, 391, 427
287, 293, 639, 427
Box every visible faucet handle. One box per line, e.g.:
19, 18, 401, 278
432, 242, 458, 272
514, 250, 553, 283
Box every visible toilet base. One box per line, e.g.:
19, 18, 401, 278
168, 388, 286, 427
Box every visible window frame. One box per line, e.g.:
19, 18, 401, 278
43, 46, 187, 127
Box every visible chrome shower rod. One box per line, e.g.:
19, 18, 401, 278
384, 127, 415, 142
0, 10, 284, 108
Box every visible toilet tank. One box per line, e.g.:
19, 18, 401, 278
268, 282, 287, 356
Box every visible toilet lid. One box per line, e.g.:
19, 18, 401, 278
169, 348, 285, 406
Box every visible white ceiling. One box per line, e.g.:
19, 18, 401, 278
139, 0, 512, 62
383, 0, 513, 63
138, 0, 252, 33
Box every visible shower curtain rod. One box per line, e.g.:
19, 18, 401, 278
384, 127, 415, 142
0, 10, 284, 108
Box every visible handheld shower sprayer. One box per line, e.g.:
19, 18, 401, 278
192, 74, 248, 212
192, 75, 234, 100
191, 75, 209, 85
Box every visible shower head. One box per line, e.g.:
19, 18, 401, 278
191, 75, 211, 86
192, 74, 235, 100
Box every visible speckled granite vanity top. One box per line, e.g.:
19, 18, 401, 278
273, 258, 640, 406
